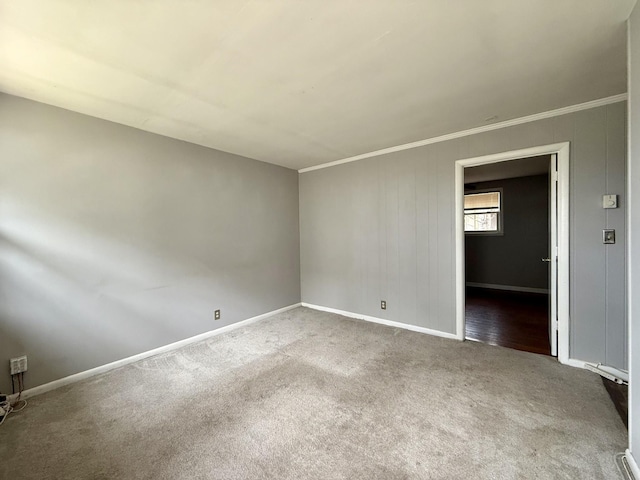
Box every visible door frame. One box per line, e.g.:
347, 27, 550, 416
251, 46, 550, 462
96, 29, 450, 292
454, 142, 570, 364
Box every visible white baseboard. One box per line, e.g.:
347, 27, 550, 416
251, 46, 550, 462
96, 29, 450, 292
562, 358, 586, 369
466, 282, 549, 294
626, 449, 640, 480
300, 303, 621, 376
22, 303, 302, 399
562, 357, 631, 383
583, 362, 629, 384
301, 302, 460, 340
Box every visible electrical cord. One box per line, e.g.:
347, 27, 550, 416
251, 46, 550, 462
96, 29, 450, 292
0, 403, 9, 426
0, 400, 28, 426
0, 372, 27, 427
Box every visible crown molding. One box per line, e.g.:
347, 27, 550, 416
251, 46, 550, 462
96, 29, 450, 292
298, 93, 628, 173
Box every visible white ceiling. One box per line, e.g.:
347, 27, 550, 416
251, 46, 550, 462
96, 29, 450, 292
0, 1, 634, 170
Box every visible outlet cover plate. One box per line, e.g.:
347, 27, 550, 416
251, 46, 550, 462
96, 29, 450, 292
214, 310, 221, 320
10, 355, 27, 375
603, 229, 616, 244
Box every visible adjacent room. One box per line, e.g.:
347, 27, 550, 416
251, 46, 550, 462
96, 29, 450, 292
1, 1, 639, 479
464, 156, 552, 355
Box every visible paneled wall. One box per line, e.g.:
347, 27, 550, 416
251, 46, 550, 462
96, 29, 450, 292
300, 102, 627, 369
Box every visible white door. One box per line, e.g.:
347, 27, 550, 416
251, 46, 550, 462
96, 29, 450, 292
548, 154, 558, 357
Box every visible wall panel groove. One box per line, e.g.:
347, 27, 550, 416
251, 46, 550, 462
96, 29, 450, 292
300, 102, 627, 368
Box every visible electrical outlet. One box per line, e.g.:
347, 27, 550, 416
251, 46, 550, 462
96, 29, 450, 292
10, 355, 27, 375
214, 309, 221, 320
381, 300, 387, 310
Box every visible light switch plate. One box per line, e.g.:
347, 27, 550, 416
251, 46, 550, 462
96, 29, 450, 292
603, 194, 618, 209
603, 229, 616, 244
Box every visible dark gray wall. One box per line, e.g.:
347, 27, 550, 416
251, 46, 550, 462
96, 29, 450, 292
465, 174, 549, 290
0, 93, 301, 393
628, 5, 639, 463
300, 102, 627, 369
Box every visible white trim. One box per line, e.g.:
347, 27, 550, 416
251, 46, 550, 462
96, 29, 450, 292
559, 358, 622, 372
629, 14, 637, 463
556, 145, 570, 365
299, 94, 627, 173
465, 282, 549, 294
549, 153, 558, 357
625, 13, 640, 464
584, 362, 629, 384
301, 302, 459, 340
626, 449, 640, 480
563, 358, 586, 369
455, 161, 466, 341
21, 303, 302, 399
561, 358, 629, 374
454, 143, 571, 364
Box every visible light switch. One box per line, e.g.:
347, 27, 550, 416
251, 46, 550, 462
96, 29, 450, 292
603, 194, 618, 209
603, 229, 615, 244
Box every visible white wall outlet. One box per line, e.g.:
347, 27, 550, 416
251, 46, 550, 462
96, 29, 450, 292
10, 355, 27, 375
214, 310, 221, 320
603, 194, 618, 209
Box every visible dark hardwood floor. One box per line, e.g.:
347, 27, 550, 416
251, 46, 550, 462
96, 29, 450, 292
465, 286, 551, 356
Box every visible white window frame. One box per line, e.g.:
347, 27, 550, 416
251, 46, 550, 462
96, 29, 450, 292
463, 188, 504, 236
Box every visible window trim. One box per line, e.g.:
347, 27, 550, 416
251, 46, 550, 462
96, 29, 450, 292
463, 187, 504, 236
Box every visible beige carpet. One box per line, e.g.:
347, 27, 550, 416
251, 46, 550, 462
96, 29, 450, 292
0, 307, 627, 479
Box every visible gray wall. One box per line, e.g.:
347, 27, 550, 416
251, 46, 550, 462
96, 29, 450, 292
628, 5, 640, 464
0, 94, 301, 393
465, 174, 549, 290
300, 102, 627, 369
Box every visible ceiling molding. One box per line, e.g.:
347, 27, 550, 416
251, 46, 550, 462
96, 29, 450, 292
298, 93, 628, 173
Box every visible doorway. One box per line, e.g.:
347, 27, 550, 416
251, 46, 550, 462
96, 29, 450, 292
463, 156, 551, 355
454, 143, 570, 364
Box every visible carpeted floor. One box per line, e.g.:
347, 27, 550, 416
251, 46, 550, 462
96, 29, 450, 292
0, 307, 627, 479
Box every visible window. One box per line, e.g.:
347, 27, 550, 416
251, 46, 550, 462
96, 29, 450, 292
464, 190, 502, 234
